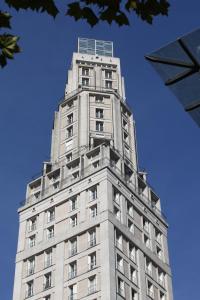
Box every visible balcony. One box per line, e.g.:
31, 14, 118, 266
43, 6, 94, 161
20, 147, 166, 222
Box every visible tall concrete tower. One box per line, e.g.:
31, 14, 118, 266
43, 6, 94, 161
13, 38, 173, 300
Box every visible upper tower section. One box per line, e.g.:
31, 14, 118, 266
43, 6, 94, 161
50, 38, 137, 171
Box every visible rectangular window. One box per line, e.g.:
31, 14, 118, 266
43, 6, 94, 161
70, 238, 77, 256
132, 289, 138, 300
69, 196, 77, 211
155, 228, 162, 244
67, 126, 73, 138
28, 217, 37, 232
143, 217, 150, 233
114, 206, 121, 221
116, 231, 122, 249
116, 254, 124, 273
66, 152, 72, 162
144, 234, 151, 249
118, 277, 125, 297
82, 67, 89, 76
96, 108, 104, 119
70, 214, 77, 228
105, 70, 112, 79
128, 219, 134, 233
158, 268, 165, 287
68, 284, 77, 300
43, 295, 51, 300
67, 113, 73, 125
29, 235, 36, 248
88, 229, 96, 247
130, 266, 137, 284
145, 257, 152, 276
147, 281, 154, 299
113, 188, 120, 205
95, 94, 103, 102
90, 205, 97, 218
96, 121, 103, 132
68, 261, 77, 279
129, 243, 136, 262
160, 291, 166, 300
127, 201, 134, 217
47, 226, 54, 240
88, 275, 96, 295
27, 257, 35, 276
82, 77, 89, 86
47, 208, 55, 223
105, 80, 112, 89
156, 246, 162, 260
44, 273, 52, 290
89, 185, 97, 201
26, 281, 34, 298
45, 249, 52, 268
88, 252, 96, 270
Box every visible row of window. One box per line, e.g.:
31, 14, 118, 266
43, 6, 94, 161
27, 186, 98, 233
81, 67, 113, 79
26, 274, 97, 299
81, 77, 113, 89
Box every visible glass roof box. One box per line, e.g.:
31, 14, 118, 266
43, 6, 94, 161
78, 38, 113, 57
146, 29, 200, 127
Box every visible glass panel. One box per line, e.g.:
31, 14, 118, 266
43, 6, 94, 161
147, 29, 200, 126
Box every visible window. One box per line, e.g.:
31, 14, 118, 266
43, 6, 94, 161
116, 254, 123, 273
72, 171, 79, 180
47, 208, 55, 223
105, 80, 112, 88
43, 295, 51, 300
70, 214, 77, 228
122, 118, 128, 130
127, 201, 134, 217
89, 185, 97, 201
155, 228, 162, 244
147, 281, 154, 299
47, 226, 54, 240
124, 145, 130, 157
131, 289, 138, 300
88, 276, 96, 295
96, 108, 103, 119
144, 234, 151, 249
68, 284, 77, 300
67, 113, 73, 125
26, 281, 33, 298
90, 205, 97, 218
118, 277, 125, 297
45, 249, 52, 268
28, 217, 36, 232
95, 94, 103, 102
67, 100, 74, 109
29, 235, 35, 248
114, 206, 121, 221
116, 231, 122, 249
96, 121, 103, 132
88, 229, 96, 247
129, 243, 136, 262
65, 139, 73, 152
88, 252, 96, 270
53, 181, 59, 190
128, 219, 134, 233
145, 257, 152, 276
82, 77, 89, 86
66, 152, 72, 162
67, 126, 73, 138
160, 291, 166, 300
123, 131, 129, 144
130, 266, 137, 284
92, 160, 99, 169
156, 246, 162, 260
69, 196, 77, 211
113, 188, 120, 205
105, 70, 112, 79
158, 269, 165, 286
44, 273, 51, 290
70, 238, 77, 256
82, 67, 89, 76
143, 217, 150, 233
69, 261, 77, 279
27, 257, 35, 276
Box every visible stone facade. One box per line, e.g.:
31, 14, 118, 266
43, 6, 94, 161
12, 39, 173, 300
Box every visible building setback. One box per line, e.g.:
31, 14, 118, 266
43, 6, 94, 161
13, 38, 173, 300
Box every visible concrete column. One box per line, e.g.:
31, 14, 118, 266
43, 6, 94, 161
54, 242, 65, 300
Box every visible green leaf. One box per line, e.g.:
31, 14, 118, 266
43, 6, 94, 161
0, 11, 12, 29
0, 34, 20, 68
5, 0, 59, 18
67, 2, 98, 26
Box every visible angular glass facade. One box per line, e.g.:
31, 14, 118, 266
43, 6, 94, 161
78, 38, 113, 57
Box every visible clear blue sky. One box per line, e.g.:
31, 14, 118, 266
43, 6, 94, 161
1, 1, 200, 299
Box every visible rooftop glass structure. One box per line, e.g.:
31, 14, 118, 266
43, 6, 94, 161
146, 29, 200, 127
78, 38, 113, 57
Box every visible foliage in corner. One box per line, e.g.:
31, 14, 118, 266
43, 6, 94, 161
0, 0, 170, 68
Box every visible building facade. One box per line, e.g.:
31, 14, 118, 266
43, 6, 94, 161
13, 38, 173, 300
